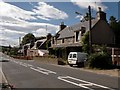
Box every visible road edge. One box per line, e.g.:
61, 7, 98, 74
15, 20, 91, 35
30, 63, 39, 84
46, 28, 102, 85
0, 68, 8, 84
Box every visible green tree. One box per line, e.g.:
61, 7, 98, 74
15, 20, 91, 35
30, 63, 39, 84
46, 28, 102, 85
46, 33, 52, 40
46, 33, 52, 50
109, 16, 117, 22
87, 52, 112, 69
46, 40, 51, 50
10, 47, 19, 56
22, 33, 36, 45
109, 16, 120, 46
81, 31, 90, 53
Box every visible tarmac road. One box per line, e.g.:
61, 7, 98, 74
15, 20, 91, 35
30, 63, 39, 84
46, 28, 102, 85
1, 53, 120, 89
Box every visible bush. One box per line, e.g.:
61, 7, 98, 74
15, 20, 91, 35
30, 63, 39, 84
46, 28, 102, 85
87, 52, 112, 69
82, 44, 90, 53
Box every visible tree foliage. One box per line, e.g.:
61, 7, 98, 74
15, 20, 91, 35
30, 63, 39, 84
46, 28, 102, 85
46, 33, 52, 40
46, 33, 52, 50
109, 16, 120, 46
87, 52, 112, 69
46, 40, 51, 50
81, 31, 90, 53
22, 33, 36, 45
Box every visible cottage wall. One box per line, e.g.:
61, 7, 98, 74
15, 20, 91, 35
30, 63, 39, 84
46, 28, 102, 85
56, 39, 61, 45
27, 49, 39, 57
64, 37, 75, 44
52, 37, 75, 47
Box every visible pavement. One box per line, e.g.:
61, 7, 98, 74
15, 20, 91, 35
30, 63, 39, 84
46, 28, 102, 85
0, 67, 8, 90
0, 68, 8, 83
0, 52, 8, 84
80, 68, 120, 77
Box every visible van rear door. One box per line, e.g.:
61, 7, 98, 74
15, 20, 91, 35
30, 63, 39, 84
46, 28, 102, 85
68, 52, 77, 65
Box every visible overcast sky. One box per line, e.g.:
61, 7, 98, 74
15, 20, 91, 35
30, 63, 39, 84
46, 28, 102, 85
0, 1, 119, 46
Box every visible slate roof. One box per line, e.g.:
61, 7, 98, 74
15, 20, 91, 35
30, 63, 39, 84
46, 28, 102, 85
39, 49, 49, 54
51, 43, 82, 48
31, 39, 47, 49
57, 19, 98, 39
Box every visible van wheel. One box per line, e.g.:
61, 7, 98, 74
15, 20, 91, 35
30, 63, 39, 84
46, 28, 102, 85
77, 64, 81, 67
78, 63, 84, 67
69, 64, 73, 67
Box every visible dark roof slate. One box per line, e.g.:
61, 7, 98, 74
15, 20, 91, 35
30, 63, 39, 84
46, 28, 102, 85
58, 19, 98, 39
51, 43, 82, 48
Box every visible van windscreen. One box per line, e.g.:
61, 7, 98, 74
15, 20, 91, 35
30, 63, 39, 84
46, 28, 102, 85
73, 54, 77, 58
69, 54, 72, 58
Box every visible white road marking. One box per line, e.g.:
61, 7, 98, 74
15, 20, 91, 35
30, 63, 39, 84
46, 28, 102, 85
27, 64, 33, 67
30, 67, 49, 75
58, 76, 115, 90
10, 60, 115, 90
58, 76, 93, 90
0, 68, 8, 83
20, 63, 28, 67
11, 60, 56, 75
37, 67, 56, 74
79, 83, 93, 86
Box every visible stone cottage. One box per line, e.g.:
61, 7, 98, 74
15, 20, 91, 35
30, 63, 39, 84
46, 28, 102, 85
49, 7, 115, 59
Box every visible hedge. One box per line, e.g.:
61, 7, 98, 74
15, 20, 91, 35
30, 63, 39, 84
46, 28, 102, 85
87, 52, 113, 69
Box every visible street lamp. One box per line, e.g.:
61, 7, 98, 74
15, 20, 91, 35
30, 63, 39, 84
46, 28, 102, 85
75, 11, 82, 15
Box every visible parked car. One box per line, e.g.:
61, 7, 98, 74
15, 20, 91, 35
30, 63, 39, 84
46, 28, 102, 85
68, 52, 87, 67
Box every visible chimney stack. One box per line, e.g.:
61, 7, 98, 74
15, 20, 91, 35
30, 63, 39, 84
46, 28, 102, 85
60, 22, 66, 31
96, 7, 106, 20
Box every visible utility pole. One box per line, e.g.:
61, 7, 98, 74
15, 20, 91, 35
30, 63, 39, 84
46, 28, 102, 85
46, 25, 48, 35
88, 6, 92, 54
19, 37, 21, 47
75, 6, 92, 53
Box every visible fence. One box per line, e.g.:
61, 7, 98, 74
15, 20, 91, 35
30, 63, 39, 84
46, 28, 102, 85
111, 48, 120, 66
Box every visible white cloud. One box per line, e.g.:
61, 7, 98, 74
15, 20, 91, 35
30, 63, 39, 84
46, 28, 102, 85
0, 27, 27, 46
0, 21, 59, 46
32, 28, 47, 37
33, 2, 68, 20
0, 2, 59, 46
0, 2, 36, 20
36, 16, 50, 21
75, 15, 84, 21
71, 0, 108, 11
0, 29, 19, 46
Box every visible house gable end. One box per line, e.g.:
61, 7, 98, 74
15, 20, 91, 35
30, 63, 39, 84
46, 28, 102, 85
91, 20, 115, 45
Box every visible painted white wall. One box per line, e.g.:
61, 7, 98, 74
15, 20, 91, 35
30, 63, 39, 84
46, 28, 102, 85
38, 50, 45, 56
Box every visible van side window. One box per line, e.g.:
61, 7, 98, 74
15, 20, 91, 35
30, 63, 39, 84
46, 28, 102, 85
69, 54, 72, 58
73, 54, 76, 58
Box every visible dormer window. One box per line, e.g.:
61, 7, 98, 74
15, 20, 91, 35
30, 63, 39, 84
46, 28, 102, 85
81, 27, 86, 36
76, 31, 79, 42
62, 39, 64, 43
75, 31, 80, 42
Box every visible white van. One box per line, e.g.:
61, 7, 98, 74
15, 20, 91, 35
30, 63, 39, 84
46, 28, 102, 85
68, 52, 87, 67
